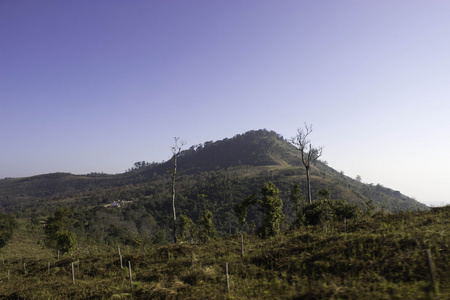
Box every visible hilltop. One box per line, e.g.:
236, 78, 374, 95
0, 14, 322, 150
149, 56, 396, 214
0, 129, 425, 209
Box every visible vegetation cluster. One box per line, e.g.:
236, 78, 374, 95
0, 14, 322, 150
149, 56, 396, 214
0, 129, 442, 298
0, 130, 427, 249
0, 205, 447, 299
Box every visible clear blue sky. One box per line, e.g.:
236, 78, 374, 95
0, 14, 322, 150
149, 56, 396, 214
1, 1, 449, 206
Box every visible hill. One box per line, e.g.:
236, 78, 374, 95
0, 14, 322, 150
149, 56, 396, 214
1, 129, 425, 208
0, 129, 427, 244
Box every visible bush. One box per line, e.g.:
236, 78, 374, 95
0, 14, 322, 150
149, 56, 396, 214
56, 231, 77, 254
198, 209, 216, 241
177, 214, 195, 242
44, 207, 77, 253
0, 214, 17, 248
302, 199, 359, 225
258, 182, 284, 237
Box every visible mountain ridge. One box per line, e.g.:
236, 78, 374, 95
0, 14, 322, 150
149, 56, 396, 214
0, 129, 427, 214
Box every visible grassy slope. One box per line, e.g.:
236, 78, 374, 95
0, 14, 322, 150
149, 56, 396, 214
0, 206, 448, 299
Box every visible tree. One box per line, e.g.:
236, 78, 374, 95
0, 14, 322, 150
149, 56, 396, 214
290, 123, 323, 204
44, 207, 77, 254
170, 137, 186, 243
290, 184, 305, 215
234, 194, 256, 231
317, 188, 331, 200
0, 214, 17, 248
177, 214, 195, 242
302, 197, 359, 225
152, 230, 169, 245
258, 182, 284, 237
56, 231, 77, 254
364, 199, 376, 216
235, 183, 284, 238
290, 184, 305, 228
198, 209, 216, 241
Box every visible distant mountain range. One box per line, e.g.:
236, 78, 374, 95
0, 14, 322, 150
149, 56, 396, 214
0, 129, 427, 216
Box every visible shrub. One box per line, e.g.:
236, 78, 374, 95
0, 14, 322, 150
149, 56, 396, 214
56, 231, 77, 254
258, 182, 284, 237
302, 199, 359, 225
0, 214, 17, 248
177, 214, 195, 242
198, 209, 216, 241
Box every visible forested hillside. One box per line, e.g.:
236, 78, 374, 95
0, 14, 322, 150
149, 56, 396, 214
0, 129, 427, 246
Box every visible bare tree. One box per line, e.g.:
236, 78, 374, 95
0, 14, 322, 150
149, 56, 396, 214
170, 137, 186, 243
290, 123, 323, 204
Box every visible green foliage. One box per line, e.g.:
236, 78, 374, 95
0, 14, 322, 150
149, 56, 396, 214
44, 207, 77, 254
0, 206, 448, 299
290, 184, 305, 228
364, 199, 376, 215
258, 182, 284, 237
236, 183, 285, 237
151, 230, 168, 245
0, 129, 429, 246
44, 207, 71, 242
197, 209, 216, 241
0, 213, 17, 248
317, 188, 331, 200
290, 184, 305, 209
56, 231, 77, 254
302, 198, 359, 225
233, 194, 256, 228
177, 214, 195, 242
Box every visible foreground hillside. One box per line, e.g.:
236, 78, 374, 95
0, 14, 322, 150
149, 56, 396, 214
0, 206, 448, 299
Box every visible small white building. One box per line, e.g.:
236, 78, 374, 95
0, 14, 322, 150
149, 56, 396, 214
111, 202, 120, 208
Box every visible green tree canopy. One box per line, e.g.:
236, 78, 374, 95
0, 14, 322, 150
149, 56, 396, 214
177, 214, 195, 242
290, 184, 305, 228
302, 199, 359, 225
0, 214, 17, 248
198, 209, 216, 241
44, 207, 77, 254
258, 182, 284, 237
234, 194, 256, 229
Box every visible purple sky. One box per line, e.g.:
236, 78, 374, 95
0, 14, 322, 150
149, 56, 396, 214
1, 1, 450, 206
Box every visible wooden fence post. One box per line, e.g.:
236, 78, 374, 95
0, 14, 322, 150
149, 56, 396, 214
241, 233, 244, 258
225, 262, 230, 293
72, 262, 75, 285
128, 261, 133, 290
426, 249, 439, 297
